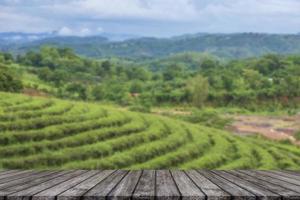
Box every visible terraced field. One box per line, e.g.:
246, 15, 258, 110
0, 92, 300, 170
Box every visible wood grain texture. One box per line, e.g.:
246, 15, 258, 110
253, 171, 300, 185
171, 170, 205, 200
0, 171, 20, 177
186, 170, 230, 200
83, 170, 128, 200
0, 171, 34, 183
0, 171, 57, 190
58, 170, 114, 200
199, 170, 255, 200
108, 170, 142, 200
280, 170, 300, 177
231, 170, 300, 199
0, 170, 299, 200
132, 170, 155, 200
213, 171, 280, 200
5, 171, 84, 200
0, 171, 69, 200
156, 170, 180, 200
32, 170, 98, 200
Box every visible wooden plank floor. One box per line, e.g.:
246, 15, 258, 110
0, 170, 299, 200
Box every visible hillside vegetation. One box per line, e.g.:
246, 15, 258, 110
0, 92, 299, 170
1, 47, 299, 111
3, 33, 300, 59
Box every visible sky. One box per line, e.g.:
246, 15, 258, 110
0, 0, 300, 37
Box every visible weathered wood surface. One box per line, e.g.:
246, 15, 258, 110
0, 170, 299, 200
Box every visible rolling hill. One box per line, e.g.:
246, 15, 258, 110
0, 92, 299, 170
2, 33, 300, 59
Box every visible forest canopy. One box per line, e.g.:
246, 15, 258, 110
1, 47, 300, 110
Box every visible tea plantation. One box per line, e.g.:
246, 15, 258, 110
0, 92, 299, 170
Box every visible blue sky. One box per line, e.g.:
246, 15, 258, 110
0, 0, 300, 37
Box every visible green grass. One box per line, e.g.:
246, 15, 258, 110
0, 91, 300, 170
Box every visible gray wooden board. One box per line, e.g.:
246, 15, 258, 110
0, 170, 34, 182
280, 170, 300, 177
132, 170, 155, 200
0, 171, 69, 200
84, 170, 128, 200
32, 170, 99, 200
198, 170, 256, 200
171, 170, 205, 200
240, 170, 300, 191
5, 171, 85, 200
0, 171, 57, 190
268, 171, 300, 181
155, 170, 180, 200
0, 171, 19, 176
108, 170, 142, 200
58, 170, 114, 200
0, 171, 300, 200
0, 171, 36, 185
232, 170, 300, 199
253, 170, 300, 186
212, 171, 280, 200
186, 170, 231, 200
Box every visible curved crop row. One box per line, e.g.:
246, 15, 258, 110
0, 92, 300, 170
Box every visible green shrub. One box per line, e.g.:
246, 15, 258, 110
183, 108, 232, 129
129, 104, 151, 113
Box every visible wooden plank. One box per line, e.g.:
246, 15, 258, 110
4, 171, 84, 200
213, 171, 280, 200
186, 170, 230, 200
83, 170, 128, 200
254, 171, 300, 185
156, 170, 180, 200
32, 170, 99, 200
0, 171, 67, 200
0, 171, 38, 185
0, 170, 300, 200
0, 170, 19, 176
0, 171, 57, 190
230, 170, 300, 199
58, 170, 114, 200
0, 170, 34, 182
199, 170, 256, 200
132, 170, 155, 200
280, 170, 300, 177
108, 170, 142, 200
171, 170, 205, 200
269, 171, 300, 181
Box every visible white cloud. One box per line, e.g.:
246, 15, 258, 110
57, 26, 93, 37
57, 26, 73, 36
0, 0, 300, 35
97, 27, 104, 32
79, 28, 91, 36
0, 6, 52, 33
48, 0, 199, 21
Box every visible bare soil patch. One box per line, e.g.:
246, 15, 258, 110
228, 114, 300, 145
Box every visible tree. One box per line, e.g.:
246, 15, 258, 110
242, 69, 265, 90
163, 64, 184, 81
130, 81, 143, 93
187, 74, 209, 108
65, 82, 87, 100
92, 85, 105, 100
0, 66, 23, 92
102, 61, 112, 74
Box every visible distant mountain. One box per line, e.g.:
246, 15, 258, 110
0, 31, 139, 43
1, 33, 300, 59
0, 32, 54, 43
